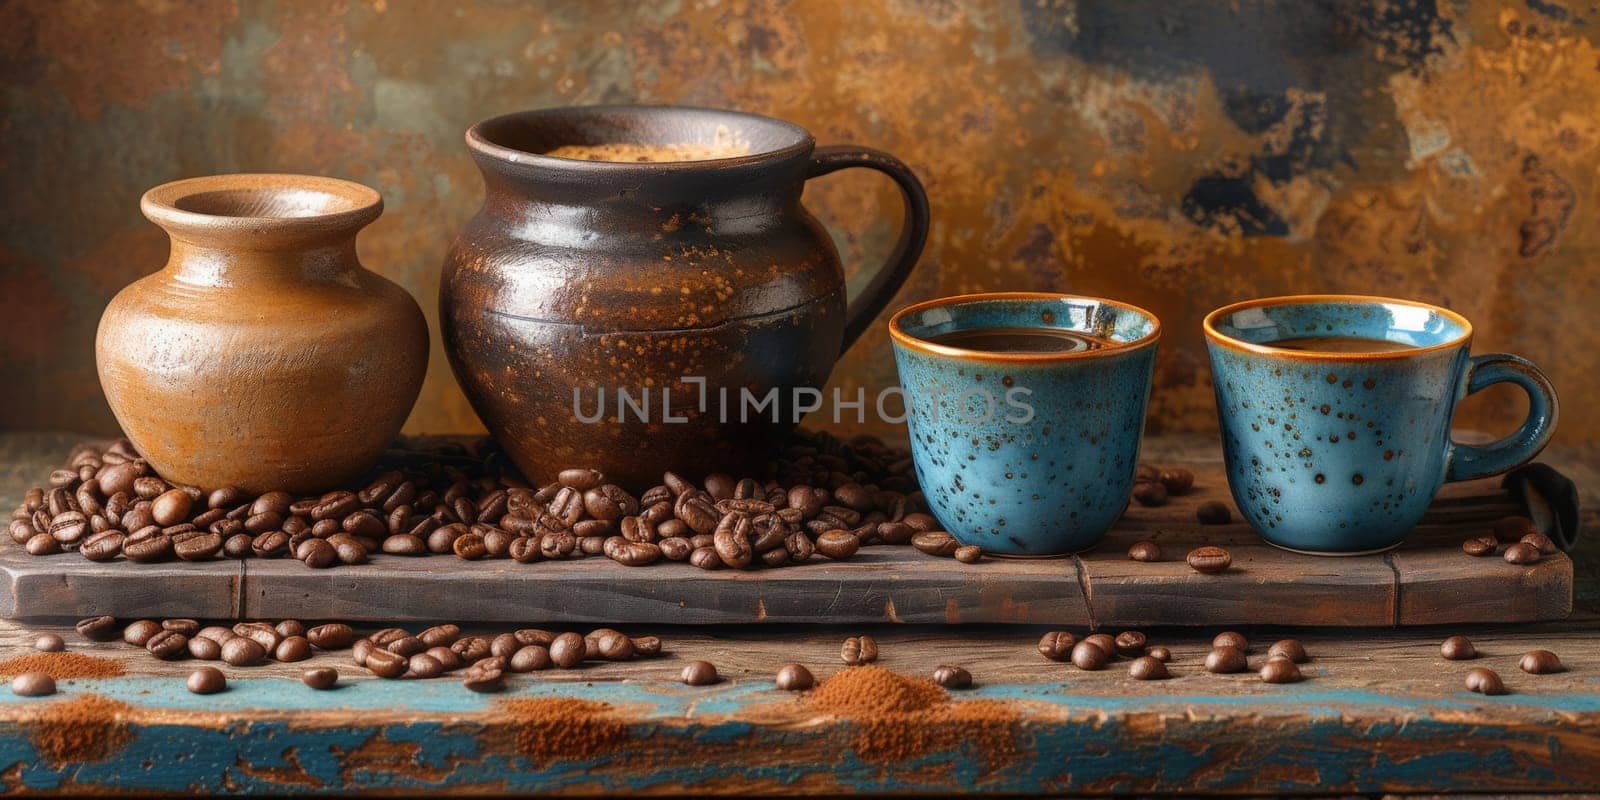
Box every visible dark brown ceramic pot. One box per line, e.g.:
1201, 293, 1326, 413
96, 174, 429, 494
442, 106, 929, 487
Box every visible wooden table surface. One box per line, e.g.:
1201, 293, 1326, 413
0, 430, 1595, 796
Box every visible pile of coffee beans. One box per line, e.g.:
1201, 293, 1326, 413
10, 431, 987, 571
1038, 629, 1310, 684
88, 616, 355, 666
1130, 464, 1195, 507
1462, 515, 1556, 565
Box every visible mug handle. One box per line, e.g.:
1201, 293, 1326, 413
806, 145, 930, 354
1445, 353, 1559, 482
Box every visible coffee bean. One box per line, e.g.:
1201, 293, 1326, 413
1466, 667, 1506, 695
1212, 631, 1249, 652
417, 624, 460, 647
876, 522, 914, 545
1441, 635, 1476, 660
603, 536, 660, 566
49, 511, 88, 545
596, 632, 634, 661
365, 647, 407, 679
1146, 645, 1172, 662
841, 635, 879, 665
953, 545, 983, 563
1196, 501, 1232, 525
1503, 542, 1541, 565
1204, 646, 1247, 674
1113, 631, 1147, 657
509, 645, 552, 672
425, 646, 462, 671
549, 632, 586, 668
1267, 639, 1308, 663
1519, 650, 1563, 674
161, 618, 200, 635
386, 636, 427, 657
462, 664, 505, 693
659, 536, 692, 561
1159, 468, 1195, 495
681, 660, 720, 686
514, 629, 555, 647
775, 663, 814, 691
236, 622, 281, 652
384, 534, 427, 556
275, 636, 311, 662
631, 635, 663, 658
221, 532, 253, 558
186, 667, 226, 694
250, 531, 290, 558
330, 535, 367, 565
1187, 546, 1231, 574
146, 630, 188, 660
451, 532, 487, 560
490, 633, 521, 660
12, 672, 56, 696
559, 468, 605, 491
123, 619, 162, 646
1462, 536, 1496, 556
24, 532, 59, 555
151, 489, 193, 527
1071, 640, 1109, 670
407, 653, 444, 679
221, 637, 267, 666
1083, 633, 1117, 657
815, 530, 860, 560
1038, 631, 1076, 662
76, 615, 118, 641
932, 664, 972, 689
188, 636, 221, 660
1493, 515, 1538, 542
1259, 659, 1302, 683
307, 623, 355, 650
34, 633, 64, 652
1129, 655, 1170, 680
890, 522, 947, 553
302, 667, 339, 690
1127, 540, 1161, 562
269, 620, 303, 639
174, 532, 223, 561
1520, 532, 1558, 556
197, 625, 236, 644
1131, 481, 1168, 507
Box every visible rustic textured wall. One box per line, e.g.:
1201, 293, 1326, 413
2, 0, 1596, 447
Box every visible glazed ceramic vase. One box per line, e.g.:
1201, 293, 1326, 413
96, 174, 428, 495
441, 105, 929, 487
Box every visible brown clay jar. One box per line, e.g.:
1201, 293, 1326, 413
98, 174, 428, 494
442, 106, 929, 487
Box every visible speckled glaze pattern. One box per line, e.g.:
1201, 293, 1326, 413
889, 294, 1159, 556
1205, 296, 1558, 554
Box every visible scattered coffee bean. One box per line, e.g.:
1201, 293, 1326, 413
1441, 635, 1477, 660
275, 636, 311, 662
1267, 639, 1307, 663
1462, 536, 1496, 557
1465, 667, 1506, 695
1127, 540, 1161, 562
461, 664, 505, 693
162, 619, 200, 635
595, 631, 635, 661
549, 632, 586, 668
841, 635, 879, 665
407, 653, 445, 679
1146, 645, 1172, 662
1204, 646, 1247, 674
186, 666, 226, 694
1159, 468, 1195, 495
302, 667, 339, 690
775, 663, 814, 691
1519, 650, 1564, 674
123, 619, 162, 646
220, 637, 267, 666
1187, 546, 1231, 574
1520, 532, 1558, 556
1083, 633, 1117, 657
307, 623, 355, 650
364, 647, 408, 679
146, 630, 188, 660
814, 530, 859, 560
631, 635, 663, 658
509, 645, 552, 673
1196, 501, 1232, 525
188, 636, 221, 660
1503, 542, 1541, 565
1071, 640, 1109, 670
932, 664, 972, 689
34, 634, 64, 652
1038, 631, 1076, 662
1259, 659, 1302, 683
1493, 515, 1538, 543
1131, 481, 1168, 507
681, 660, 720, 686
1129, 655, 1169, 680
911, 531, 959, 557
953, 545, 983, 563
1213, 631, 1249, 652
75, 615, 119, 642
11, 672, 55, 697
1113, 631, 1147, 657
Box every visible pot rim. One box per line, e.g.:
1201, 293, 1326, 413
465, 104, 816, 174
141, 173, 383, 238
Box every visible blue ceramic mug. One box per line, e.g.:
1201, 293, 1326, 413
1204, 295, 1558, 554
888, 293, 1160, 556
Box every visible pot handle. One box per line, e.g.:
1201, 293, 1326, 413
807, 146, 930, 354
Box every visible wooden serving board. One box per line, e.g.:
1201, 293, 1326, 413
0, 461, 1573, 626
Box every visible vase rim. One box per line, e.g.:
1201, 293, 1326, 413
465, 105, 815, 177
141, 173, 383, 241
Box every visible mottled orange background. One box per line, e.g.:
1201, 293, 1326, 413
3, 0, 1596, 447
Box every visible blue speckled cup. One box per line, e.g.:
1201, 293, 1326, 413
1204, 295, 1558, 555
889, 293, 1160, 556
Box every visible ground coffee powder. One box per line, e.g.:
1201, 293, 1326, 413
23, 694, 135, 763
809, 666, 1019, 768
498, 698, 629, 763
0, 652, 124, 679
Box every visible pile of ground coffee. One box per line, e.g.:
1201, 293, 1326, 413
809, 666, 1020, 767
23, 694, 135, 763
0, 652, 124, 679
498, 698, 629, 763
